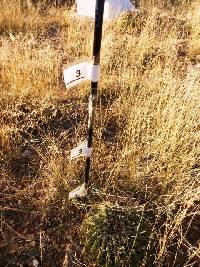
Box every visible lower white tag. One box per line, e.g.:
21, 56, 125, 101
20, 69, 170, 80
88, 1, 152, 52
70, 142, 91, 160
63, 62, 100, 89
69, 183, 87, 200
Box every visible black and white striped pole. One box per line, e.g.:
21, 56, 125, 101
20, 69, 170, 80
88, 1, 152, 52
63, 0, 136, 199
63, 0, 105, 200
84, 0, 105, 189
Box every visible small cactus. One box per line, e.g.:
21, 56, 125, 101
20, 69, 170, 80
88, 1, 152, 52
82, 203, 154, 267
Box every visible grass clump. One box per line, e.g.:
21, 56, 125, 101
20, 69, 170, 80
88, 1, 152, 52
82, 203, 156, 267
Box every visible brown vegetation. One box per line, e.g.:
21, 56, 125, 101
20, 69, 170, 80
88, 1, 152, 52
0, 0, 199, 266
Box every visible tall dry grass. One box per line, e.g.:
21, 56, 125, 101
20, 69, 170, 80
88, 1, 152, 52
0, 0, 199, 266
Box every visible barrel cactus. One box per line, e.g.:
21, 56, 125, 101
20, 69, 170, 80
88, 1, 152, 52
82, 203, 154, 267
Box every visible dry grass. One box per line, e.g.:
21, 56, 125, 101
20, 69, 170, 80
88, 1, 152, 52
0, 0, 200, 266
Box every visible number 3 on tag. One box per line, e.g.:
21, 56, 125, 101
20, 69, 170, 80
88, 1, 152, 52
76, 70, 81, 77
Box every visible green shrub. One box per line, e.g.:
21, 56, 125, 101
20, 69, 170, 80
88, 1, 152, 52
82, 203, 155, 267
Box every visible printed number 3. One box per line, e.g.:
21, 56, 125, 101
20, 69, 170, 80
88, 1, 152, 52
76, 70, 81, 78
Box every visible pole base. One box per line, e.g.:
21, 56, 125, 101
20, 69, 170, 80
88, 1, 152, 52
69, 183, 88, 200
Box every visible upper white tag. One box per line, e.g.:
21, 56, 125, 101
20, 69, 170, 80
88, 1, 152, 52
77, 0, 96, 18
76, 0, 135, 20
105, 0, 134, 19
70, 142, 92, 160
63, 62, 100, 88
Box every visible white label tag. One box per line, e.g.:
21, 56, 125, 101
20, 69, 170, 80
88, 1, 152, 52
63, 62, 100, 88
69, 183, 87, 200
77, 0, 95, 18
105, 0, 134, 19
76, 0, 136, 20
63, 62, 88, 88
70, 142, 91, 160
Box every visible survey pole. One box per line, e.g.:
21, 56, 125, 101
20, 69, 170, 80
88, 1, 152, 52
84, 0, 105, 186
